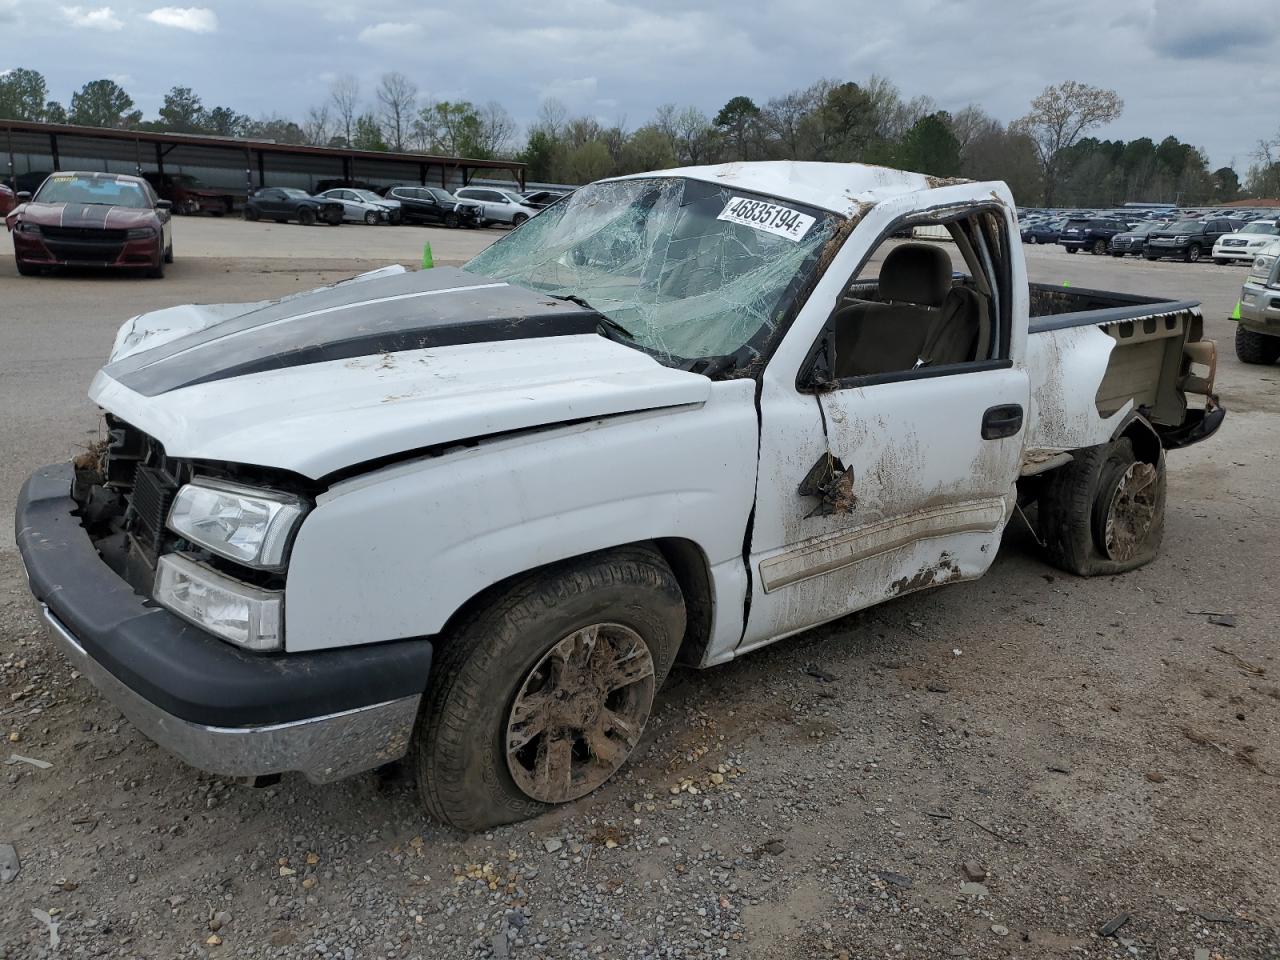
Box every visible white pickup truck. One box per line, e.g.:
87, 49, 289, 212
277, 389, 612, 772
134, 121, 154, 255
17, 162, 1224, 830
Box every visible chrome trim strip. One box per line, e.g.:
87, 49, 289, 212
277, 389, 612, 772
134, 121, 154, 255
759, 498, 1008, 593
37, 604, 419, 783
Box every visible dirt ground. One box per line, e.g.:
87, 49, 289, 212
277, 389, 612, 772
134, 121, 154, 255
0, 224, 1277, 959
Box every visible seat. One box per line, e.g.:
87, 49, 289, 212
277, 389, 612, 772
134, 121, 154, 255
832, 243, 953, 378
922, 285, 985, 366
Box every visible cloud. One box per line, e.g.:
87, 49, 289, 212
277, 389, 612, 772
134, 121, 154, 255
61, 5, 123, 30
357, 21, 421, 44
538, 76, 598, 105
1148, 0, 1273, 58
0, 0, 18, 23
145, 6, 218, 32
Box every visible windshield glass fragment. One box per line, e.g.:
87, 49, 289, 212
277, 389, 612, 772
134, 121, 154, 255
464, 177, 836, 364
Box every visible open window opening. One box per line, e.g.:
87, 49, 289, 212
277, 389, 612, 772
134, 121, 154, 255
802, 207, 1012, 388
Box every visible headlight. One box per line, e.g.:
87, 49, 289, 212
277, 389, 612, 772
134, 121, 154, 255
15, 220, 38, 234
126, 227, 157, 239
167, 478, 306, 569
155, 553, 283, 651
1174, 235, 1189, 242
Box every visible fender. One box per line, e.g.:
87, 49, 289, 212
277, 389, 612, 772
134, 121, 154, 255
283, 382, 760, 655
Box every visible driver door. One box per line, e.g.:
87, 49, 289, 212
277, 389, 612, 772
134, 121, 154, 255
740, 204, 1030, 651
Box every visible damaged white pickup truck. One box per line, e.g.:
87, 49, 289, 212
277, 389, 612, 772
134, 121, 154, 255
17, 162, 1224, 829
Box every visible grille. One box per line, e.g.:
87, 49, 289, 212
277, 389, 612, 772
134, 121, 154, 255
40, 225, 129, 242
1222, 239, 1246, 247
129, 464, 179, 558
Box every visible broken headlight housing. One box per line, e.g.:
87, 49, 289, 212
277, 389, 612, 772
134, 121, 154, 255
167, 478, 307, 570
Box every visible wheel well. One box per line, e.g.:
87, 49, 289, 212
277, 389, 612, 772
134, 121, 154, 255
432, 538, 715, 666
1115, 414, 1162, 465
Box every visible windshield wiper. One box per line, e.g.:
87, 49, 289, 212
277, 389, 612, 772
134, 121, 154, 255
547, 293, 638, 344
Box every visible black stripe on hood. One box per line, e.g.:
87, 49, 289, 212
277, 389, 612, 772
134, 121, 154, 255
105, 266, 601, 397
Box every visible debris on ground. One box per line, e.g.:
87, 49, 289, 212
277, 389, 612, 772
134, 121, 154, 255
0, 844, 18, 883
4, 754, 52, 769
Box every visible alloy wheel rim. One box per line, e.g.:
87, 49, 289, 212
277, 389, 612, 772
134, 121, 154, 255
505, 623, 655, 804
1102, 462, 1158, 561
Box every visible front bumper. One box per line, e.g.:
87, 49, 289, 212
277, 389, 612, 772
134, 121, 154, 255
1239, 283, 1280, 329
1214, 244, 1265, 262
15, 463, 432, 783
14, 231, 160, 268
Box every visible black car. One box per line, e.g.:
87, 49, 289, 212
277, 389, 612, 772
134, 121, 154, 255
521, 189, 571, 210
386, 187, 482, 228
1020, 219, 1064, 244
243, 187, 343, 226
1058, 217, 1129, 255
1109, 221, 1165, 257
1144, 218, 1242, 263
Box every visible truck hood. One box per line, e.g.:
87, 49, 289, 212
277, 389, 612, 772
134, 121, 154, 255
89, 266, 711, 479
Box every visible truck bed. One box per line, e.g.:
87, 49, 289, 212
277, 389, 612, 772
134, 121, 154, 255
1023, 283, 1219, 457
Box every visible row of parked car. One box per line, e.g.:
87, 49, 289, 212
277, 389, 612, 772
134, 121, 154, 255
245, 182, 569, 230
1019, 208, 1280, 265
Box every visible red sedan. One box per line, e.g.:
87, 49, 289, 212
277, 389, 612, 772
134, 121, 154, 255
0, 184, 14, 218
5, 171, 173, 278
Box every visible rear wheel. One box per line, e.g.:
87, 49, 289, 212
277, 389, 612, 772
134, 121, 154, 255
1038, 436, 1165, 577
244, 206, 259, 221
1185, 244, 1202, 263
512, 213, 529, 228
1235, 325, 1280, 365
297, 206, 317, 226
413, 546, 686, 830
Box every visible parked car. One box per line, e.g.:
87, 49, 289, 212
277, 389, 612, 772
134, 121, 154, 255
315, 188, 400, 225
1212, 220, 1280, 265
1020, 218, 1063, 244
5, 171, 172, 278
386, 186, 482, 228
1058, 217, 1130, 254
244, 187, 343, 226
1235, 239, 1280, 364
1109, 221, 1165, 257
141, 172, 237, 217
1145, 218, 1242, 263
0, 183, 13, 218
15, 162, 1224, 830
454, 186, 538, 226
521, 189, 571, 210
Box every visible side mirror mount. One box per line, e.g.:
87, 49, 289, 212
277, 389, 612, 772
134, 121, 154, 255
156, 199, 172, 210
16, 191, 31, 203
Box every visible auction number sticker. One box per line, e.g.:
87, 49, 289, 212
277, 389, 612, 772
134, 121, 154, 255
717, 197, 815, 241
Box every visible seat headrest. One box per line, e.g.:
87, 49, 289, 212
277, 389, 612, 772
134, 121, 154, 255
879, 243, 952, 308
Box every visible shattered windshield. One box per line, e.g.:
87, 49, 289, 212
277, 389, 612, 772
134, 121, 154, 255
464, 177, 837, 365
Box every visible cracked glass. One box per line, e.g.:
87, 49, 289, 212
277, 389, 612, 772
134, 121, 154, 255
465, 177, 837, 366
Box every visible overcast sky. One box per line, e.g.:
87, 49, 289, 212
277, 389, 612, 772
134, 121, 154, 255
4, 0, 1278, 172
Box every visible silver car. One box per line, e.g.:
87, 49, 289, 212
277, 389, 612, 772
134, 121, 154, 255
453, 187, 538, 227
315, 189, 400, 225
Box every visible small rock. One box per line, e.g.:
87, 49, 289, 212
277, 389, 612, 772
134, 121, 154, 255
990, 924, 1008, 937
206, 934, 223, 947
656, 837, 670, 847
959, 882, 989, 899
1098, 913, 1130, 937
1047, 763, 1071, 774
961, 860, 987, 882
542, 838, 563, 854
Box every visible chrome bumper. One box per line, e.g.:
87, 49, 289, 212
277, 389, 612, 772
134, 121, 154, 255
37, 602, 419, 783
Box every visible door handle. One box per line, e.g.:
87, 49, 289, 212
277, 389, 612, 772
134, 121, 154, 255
981, 404, 1024, 440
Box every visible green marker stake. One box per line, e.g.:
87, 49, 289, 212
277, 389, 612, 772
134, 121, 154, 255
1231, 301, 1241, 321
422, 243, 434, 269
1063, 280, 1071, 288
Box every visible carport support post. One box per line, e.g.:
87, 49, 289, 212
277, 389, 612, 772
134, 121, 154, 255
154, 143, 165, 179
245, 146, 252, 201
418, 162, 426, 186
5, 126, 14, 188
133, 137, 142, 175
49, 132, 60, 172
257, 151, 266, 188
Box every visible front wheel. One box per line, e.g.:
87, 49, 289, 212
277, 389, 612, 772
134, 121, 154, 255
414, 546, 686, 830
1235, 325, 1280, 364
244, 206, 259, 221
1092, 238, 1108, 255
1185, 244, 1202, 263
1066, 246, 1079, 254
15, 258, 38, 276
1111, 252, 1124, 258
444, 211, 460, 228
297, 206, 317, 226
163, 242, 174, 264
364, 210, 379, 225
1038, 436, 1165, 577
512, 213, 529, 228
1213, 257, 1228, 265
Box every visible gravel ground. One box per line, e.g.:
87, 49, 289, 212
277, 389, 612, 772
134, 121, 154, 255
1, 235, 1277, 959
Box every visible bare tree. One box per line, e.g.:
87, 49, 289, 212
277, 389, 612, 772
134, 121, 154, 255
535, 99, 568, 140
302, 104, 331, 146
1012, 81, 1124, 206
763, 82, 826, 160
329, 74, 359, 147
947, 104, 999, 156
674, 107, 716, 165
376, 71, 418, 151
477, 101, 518, 157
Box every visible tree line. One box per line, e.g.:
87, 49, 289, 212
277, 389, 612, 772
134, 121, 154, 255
2, 66, 1276, 206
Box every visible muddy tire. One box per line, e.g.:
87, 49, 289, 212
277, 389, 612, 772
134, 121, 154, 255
413, 545, 686, 830
1038, 437, 1166, 577
1235, 325, 1280, 365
